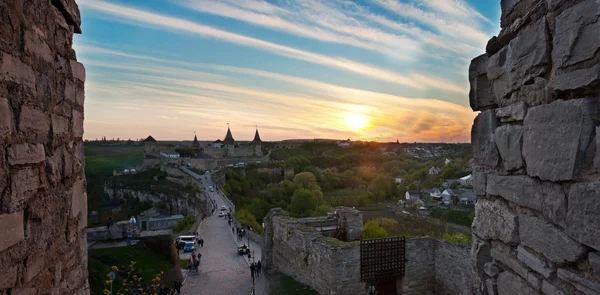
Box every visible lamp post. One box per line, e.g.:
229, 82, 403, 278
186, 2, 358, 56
252, 249, 256, 295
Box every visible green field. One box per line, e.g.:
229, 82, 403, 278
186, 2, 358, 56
84, 143, 144, 213
88, 243, 173, 295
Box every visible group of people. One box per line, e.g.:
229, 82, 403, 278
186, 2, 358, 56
189, 251, 202, 273
236, 227, 247, 241
249, 260, 262, 279
155, 281, 182, 295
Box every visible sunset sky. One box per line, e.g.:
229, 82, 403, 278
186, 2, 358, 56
75, 0, 501, 142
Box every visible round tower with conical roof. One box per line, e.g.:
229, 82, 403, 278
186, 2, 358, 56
251, 128, 263, 156
223, 126, 236, 157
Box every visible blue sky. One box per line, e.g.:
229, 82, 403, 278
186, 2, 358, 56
75, 0, 500, 142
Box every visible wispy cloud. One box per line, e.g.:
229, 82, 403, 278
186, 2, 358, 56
78, 0, 467, 94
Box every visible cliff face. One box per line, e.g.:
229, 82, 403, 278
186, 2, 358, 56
470, 1, 600, 294
103, 186, 206, 217
0, 0, 88, 293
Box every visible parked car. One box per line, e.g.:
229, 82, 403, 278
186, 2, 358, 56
175, 235, 195, 249
183, 242, 195, 253
218, 211, 226, 217
237, 244, 250, 255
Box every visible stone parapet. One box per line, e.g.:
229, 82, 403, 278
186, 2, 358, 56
0, 0, 88, 293
469, 1, 600, 293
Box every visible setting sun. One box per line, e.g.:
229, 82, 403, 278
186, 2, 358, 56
345, 112, 368, 131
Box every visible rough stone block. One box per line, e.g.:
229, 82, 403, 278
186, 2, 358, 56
57, 0, 82, 33
485, 262, 500, 278
496, 102, 527, 122
487, 17, 550, 101
554, 64, 600, 93
486, 278, 498, 295
517, 246, 554, 278
472, 110, 500, 169
527, 272, 542, 290
19, 106, 50, 138
567, 181, 600, 251
72, 109, 84, 138
522, 99, 597, 181
469, 54, 496, 111
557, 268, 600, 294
491, 247, 529, 278
24, 30, 53, 63
25, 254, 45, 283
75, 85, 85, 107
472, 198, 519, 244
0, 211, 24, 251
7, 168, 40, 211
553, 0, 600, 69
52, 114, 68, 136
8, 143, 45, 166
486, 175, 566, 226
0, 52, 36, 89
0, 265, 18, 289
70, 60, 85, 82
596, 127, 600, 172
70, 178, 86, 218
472, 237, 492, 276
497, 271, 539, 295
473, 168, 487, 196
519, 215, 587, 263
541, 280, 567, 295
506, 77, 552, 107
494, 125, 524, 171
588, 252, 600, 281
0, 97, 12, 140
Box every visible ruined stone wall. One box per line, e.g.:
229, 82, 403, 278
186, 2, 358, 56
469, 1, 600, 294
0, 0, 88, 293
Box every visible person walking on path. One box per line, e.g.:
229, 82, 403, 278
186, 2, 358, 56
129, 216, 136, 229
250, 263, 256, 280
257, 260, 262, 277
247, 251, 252, 262
368, 284, 377, 295
199, 237, 204, 247
191, 252, 196, 262
174, 281, 181, 294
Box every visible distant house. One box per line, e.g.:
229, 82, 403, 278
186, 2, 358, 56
394, 176, 404, 185
459, 174, 473, 187
428, 166, 441, 175
441, 189, 455, 205
459, 189, 477, 205
160, 151, 180, 158
138, 207, 184, 231
212, 139, 224, 148
444, 158, 452, 165
337, 139, 351, 148
405, 190, 421, 200
429, 188, 442, 201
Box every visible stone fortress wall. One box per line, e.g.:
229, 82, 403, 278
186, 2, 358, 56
263, 208, 475, 295
0, 0, 89, 293
469, 0, 600, 294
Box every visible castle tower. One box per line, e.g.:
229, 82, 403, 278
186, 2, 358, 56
223, 126, 236, 157
143, 135, 158, 156
192, 134, 200, 150
251, 128, 263, 156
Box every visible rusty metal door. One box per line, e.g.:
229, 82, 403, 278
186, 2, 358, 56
360, 236, 406, 295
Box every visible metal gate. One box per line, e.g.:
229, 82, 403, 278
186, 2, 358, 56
360, 236, 405, 295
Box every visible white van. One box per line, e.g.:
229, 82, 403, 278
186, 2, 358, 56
175, 235, 195, 248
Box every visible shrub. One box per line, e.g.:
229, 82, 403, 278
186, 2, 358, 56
363, 220, 389, 239
174, 215, 196, 233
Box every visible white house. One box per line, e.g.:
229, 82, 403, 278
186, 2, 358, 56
428, 166, 441, 175
429, 188, 442, 199
441, 189, 455, 205
160, 151, 180, 158
337, 139, 351, 148
394, 176, 404, 184
459, 174, 473, 187
444, 158, 452, 165
405, 191, 421, 200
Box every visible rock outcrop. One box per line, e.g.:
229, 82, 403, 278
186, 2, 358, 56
470, 1, 600, 294
0, 0, 88, 293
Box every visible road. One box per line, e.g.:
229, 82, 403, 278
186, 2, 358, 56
180, 168, 266, 295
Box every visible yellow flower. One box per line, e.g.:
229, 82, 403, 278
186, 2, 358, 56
138, 288, 143, 291
111, 266, 119, 272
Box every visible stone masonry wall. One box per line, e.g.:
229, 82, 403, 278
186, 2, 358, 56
469, 1, 600, 294
0, 0, 87, 294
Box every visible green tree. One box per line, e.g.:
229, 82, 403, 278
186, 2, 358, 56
321, 168, 340, 191
363, 220, 389, 239
289, 188, 318, 217
293, 172, 320, 191
285, 156, 311, 172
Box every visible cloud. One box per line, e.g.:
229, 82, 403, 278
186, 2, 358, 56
78, 0, 466, 94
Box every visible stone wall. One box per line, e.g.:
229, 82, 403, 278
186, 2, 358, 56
264, 209, 474, 295
469, 1, 600, 294
0, 0, 88, 293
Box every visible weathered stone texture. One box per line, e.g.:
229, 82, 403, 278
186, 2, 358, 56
557, 268, 600, 294
486, 175, 566, 226
541, 280, 567, 295
487, 17, 550, 102
472, 198, 519, 244
0, 0, 88, 291
517, 246, 553, 278
7, 144, 45, 166
472, 110, 500, 169
566, 181, 600, 251
497, 271, 540, 295
491, 246, 529, 279
494, 125, 524, 171
0, 211, 24, 252
589, 252, 600, 281
469, 54, 496, 111
495, 102, 527, 122
519, 215, 587, 264
522, 99, 597, 182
